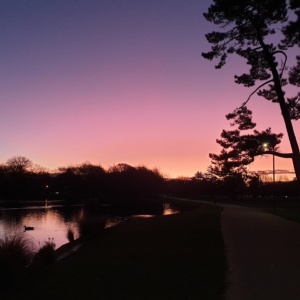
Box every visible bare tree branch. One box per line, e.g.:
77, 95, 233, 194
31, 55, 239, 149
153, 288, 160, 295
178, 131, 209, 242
253, 150, 293, 158
241, 79, 273, 107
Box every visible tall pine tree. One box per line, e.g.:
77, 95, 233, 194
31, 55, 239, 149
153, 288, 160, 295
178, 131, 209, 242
203, 0, 300, 186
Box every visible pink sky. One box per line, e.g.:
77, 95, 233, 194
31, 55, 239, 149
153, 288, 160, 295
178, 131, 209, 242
0, 0, 299, 178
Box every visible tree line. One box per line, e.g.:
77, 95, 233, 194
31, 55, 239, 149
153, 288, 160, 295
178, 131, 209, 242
168, 171, 299, 201
0, 156, 165, 205
0, 156, 297, 205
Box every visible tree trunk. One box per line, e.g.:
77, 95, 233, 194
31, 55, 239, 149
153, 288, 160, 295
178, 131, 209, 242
248, 17, 300, 192
262, 43, 300, 188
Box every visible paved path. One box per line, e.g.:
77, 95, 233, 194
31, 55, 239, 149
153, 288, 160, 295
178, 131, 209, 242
222, 204, 300, 300
168, 197, 300, 298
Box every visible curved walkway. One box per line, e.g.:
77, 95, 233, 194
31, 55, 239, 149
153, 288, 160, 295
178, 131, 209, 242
221, 204, 300, 300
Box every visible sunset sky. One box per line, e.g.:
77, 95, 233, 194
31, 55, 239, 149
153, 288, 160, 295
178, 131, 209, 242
1, 0, 299, 178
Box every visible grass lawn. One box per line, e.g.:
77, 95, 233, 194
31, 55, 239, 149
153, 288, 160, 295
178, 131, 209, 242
264, 207, 300, 224
11, 202, 226, 300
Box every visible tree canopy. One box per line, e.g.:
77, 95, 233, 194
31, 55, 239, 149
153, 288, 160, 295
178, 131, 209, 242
202, 0, 300, 185
6, 156, 33, 173
209, 107, 285, 177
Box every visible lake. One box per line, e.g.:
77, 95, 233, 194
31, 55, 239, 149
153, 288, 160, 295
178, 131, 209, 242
0, 201, 179, 250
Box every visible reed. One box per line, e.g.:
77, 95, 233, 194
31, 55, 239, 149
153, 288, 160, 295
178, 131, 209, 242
0, 234, 33, 293
77, 214, 106, 238
32, 238, 56, 266
66, 228, 75, 242
0, 234, 33, 267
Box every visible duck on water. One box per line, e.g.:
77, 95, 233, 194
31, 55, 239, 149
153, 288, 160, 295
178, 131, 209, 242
24, 226, 34, 231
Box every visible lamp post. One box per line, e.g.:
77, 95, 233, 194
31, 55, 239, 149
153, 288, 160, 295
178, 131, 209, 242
272, 145, 276, 212
263, 143, 276, 211
45, 185, 49, 206
272, 146, 275, 183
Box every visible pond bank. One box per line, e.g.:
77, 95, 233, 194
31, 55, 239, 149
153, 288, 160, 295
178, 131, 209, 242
11, 202, 226, 300
53, 198, 198, 261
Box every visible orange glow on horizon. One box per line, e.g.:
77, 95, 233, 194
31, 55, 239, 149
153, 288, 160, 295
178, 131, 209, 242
0, 0, 298, 179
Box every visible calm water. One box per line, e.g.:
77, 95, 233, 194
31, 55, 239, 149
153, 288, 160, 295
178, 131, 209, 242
0, 202, 178, 250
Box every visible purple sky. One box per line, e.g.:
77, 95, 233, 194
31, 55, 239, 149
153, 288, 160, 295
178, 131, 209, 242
0, 0, 299, 178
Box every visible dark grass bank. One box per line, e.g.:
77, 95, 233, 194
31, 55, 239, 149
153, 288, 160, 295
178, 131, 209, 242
264, 207, 300, 224
10, 203, 226, 300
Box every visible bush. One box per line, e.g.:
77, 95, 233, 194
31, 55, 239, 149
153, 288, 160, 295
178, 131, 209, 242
67, 228, 75, 242
32, 238, 56, 266
77, 214, 106, 238
0, 235, 33, 292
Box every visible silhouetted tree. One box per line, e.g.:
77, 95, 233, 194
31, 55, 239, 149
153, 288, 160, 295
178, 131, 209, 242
193, 171, 220, 196
54, 166, 85, 202
248, 173, 261, 198
75, 162, 107, 201
107, 164, 165, 201
105, 164, 164, 214
282, 0, 300, 48
222, 172, 247, 200
3, 157, 35, 200
202, 0, 300, 187
209, 107, 284, 177
0, 164, 8, 200
134, 166, 165, 197
3, 157, 52, 201
6, 156, 32, 173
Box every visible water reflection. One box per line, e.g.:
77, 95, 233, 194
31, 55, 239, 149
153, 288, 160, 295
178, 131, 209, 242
0, 202, 179, 250
163, 203, 178, 215
0, 206, 81, 250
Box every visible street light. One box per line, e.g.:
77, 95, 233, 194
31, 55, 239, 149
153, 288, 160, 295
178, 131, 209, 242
263, 143, 275, 183
45, 185, 49, 206
263, 142, 276, 211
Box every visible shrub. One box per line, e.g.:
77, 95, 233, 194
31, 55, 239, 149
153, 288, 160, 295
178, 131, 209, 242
77, 214, 106, 238
0, 234, 33, 265
67, 228, 75, 242
0, 234, 33, 292
32, 238, 56, 266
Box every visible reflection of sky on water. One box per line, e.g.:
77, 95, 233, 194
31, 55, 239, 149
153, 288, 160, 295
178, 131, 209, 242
0, 203, 179, 250
0, 206, 82, 250
163, 203, 178, 215
105, 203, 179, 228
22, 209, 79, 250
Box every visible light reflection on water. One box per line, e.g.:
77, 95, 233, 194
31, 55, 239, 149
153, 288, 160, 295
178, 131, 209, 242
105, 203, 179, 228
0, 202, 179, 250
0, 205, 82, 250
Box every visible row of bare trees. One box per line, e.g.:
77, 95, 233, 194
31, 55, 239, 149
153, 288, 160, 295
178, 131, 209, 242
168, 172, 299, 201
1, 156, 298, 204
0, 156, 165, 204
